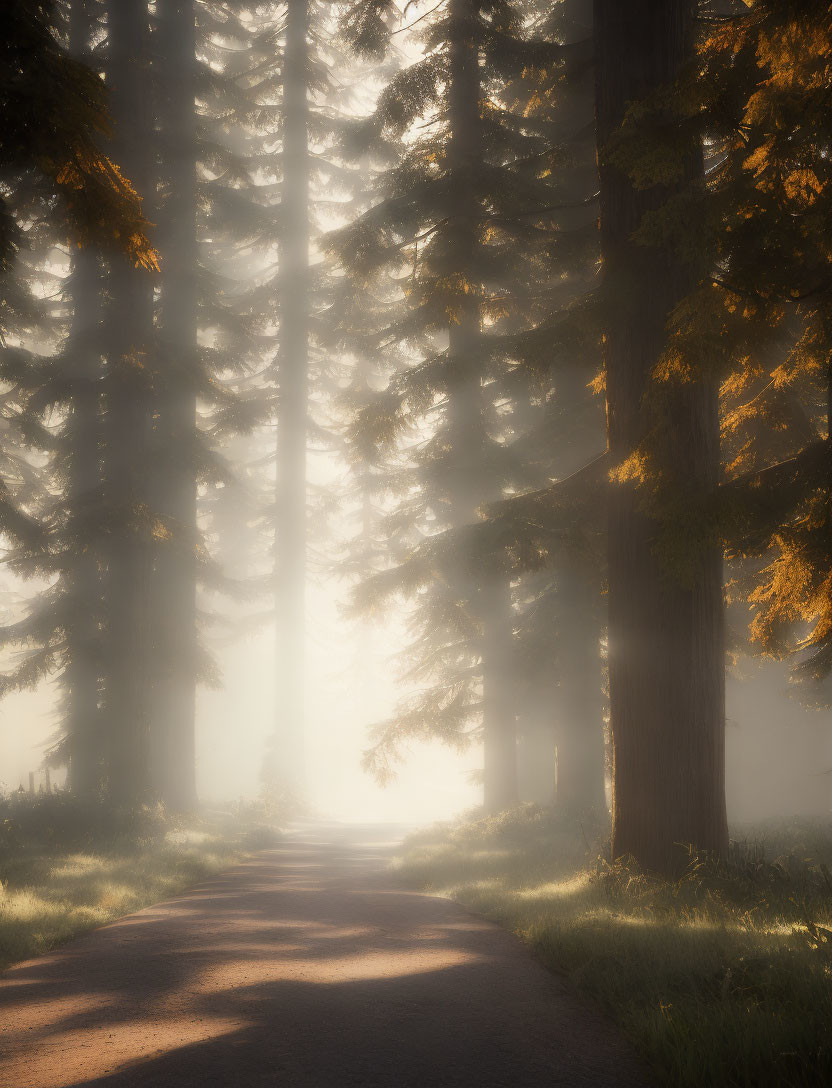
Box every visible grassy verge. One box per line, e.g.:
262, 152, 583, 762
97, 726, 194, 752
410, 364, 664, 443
0, 793, 282, 970
397, 807, 832, 1088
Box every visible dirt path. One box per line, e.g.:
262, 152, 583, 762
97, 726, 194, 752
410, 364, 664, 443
0, 824, 650, 1087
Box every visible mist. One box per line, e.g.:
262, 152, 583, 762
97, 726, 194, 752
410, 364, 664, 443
2, 3, 832, 1085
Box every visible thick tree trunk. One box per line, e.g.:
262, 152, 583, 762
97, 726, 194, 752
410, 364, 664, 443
65, 0, 104, 795
103, 0, 156, 805
554, 557, 606, 815
151, 0, 199, 810
551, 367, 606, 816
272, 0, 310, 788
594, 0, 728, 873
447, 0, 517, 813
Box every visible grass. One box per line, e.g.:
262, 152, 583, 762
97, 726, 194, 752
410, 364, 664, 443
396, 806, 832, 1088
0, 792, 282, 970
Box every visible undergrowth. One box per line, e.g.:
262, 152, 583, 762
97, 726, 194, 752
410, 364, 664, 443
397, 806, 832, 1088
0, 792, 282, 970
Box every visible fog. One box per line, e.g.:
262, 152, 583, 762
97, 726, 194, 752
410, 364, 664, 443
0, 557, 481, 824
3, 580, 829, 827
0, 0, 829, 843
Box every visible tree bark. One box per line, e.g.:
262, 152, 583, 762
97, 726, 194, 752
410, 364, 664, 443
151, 0, 199, 811
447, 0, 517, 813
272, 0, 310, 789
594, 0, 728, 873
64, 0, 104, 795
103, 0, 156, 805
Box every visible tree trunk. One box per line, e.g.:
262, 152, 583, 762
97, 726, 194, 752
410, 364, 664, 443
554, 557, 606, 815
103, 0, 156, 805
64, 247, 104, 795
272, 0, 310, 789
594, 0, 728, 873
64, 0, 104, 795
447, 0, 517, 813
151, 0, 199, 811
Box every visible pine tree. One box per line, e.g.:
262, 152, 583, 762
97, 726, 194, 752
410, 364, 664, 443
0, 0, 157, 796
500, 0, 606, 816
103, 0, 158, 804
1, 0, 157, 291
694, 3, 832, 691
251, 0, 362, 792
272, 0, 312, 787
63, 0, 106, 793
150, 0, 200, 810
595, 0, 728, 872
338, 0, 592, 811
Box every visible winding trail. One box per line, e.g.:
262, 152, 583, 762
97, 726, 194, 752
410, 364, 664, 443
0, 824, 649, 1087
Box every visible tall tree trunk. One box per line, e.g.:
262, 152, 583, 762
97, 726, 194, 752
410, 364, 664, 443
554, 556, 606, 814
272, 0, 310, 788
447, 0, 517, 812
594, 0, 728, 872
64, 0, 103, 795
151, 0, 199, 810
551, 363, 606, 817
103, 0, 156, 805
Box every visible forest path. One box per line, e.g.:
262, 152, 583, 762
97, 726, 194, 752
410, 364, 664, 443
0, 823, 649, 1087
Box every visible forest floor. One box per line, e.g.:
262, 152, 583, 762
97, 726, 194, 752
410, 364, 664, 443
0, 822, 649, 1088
397, 807, 832, 1088
0, 794, 280, 970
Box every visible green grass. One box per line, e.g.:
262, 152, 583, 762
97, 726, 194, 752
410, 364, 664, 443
396, 806, 832, 1088
0, 793, 282, 970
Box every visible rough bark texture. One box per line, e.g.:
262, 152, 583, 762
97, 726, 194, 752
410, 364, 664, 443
103, 0, 156, 804
594, 0, 728, 872
447, 0, 517, 813
151, 0, 199, 810
273, 0, 310, 787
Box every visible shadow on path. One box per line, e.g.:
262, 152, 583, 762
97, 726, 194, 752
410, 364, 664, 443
0, 823, 650, 1087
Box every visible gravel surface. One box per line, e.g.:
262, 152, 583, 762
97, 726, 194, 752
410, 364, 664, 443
0, 823, 651, 1087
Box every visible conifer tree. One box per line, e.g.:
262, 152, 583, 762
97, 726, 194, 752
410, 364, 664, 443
0, 0, 157, 796
611, 1, 832, 815
1, 0, 157, 293
273, 0, 312, 786
595, 0, 728, 872
501, 0, 605, 815
255, 0, 361, 790
338, 0, 593, 811
103, 0, 158, 804
150, 0, 200, 809
63, 0, 106, 793
693, 2, 832, 691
